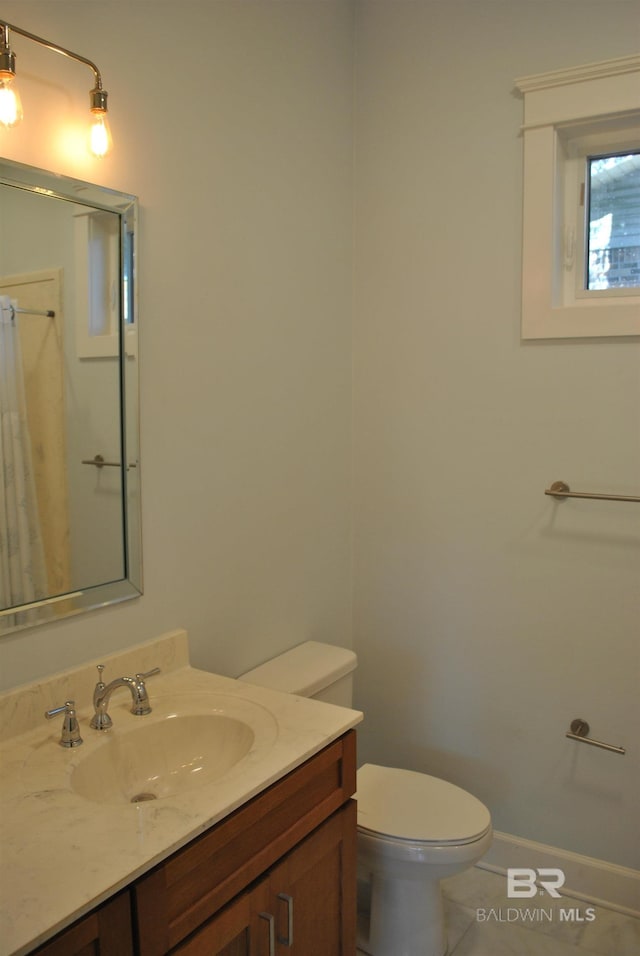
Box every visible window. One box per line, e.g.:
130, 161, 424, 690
516, 55, 640, 339
586, 151, 639, 291
74, 209, 120, 357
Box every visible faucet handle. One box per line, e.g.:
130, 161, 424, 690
45, 700, 74, 719
136, 667, 161, 681
96, 664, 106, 686
45, 700, 83, 748
130, 667, 161, 716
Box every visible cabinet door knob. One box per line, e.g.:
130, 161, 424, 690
277, 893, 294, 947
259, 912, 275, 956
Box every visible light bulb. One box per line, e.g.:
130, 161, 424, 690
89, 109, 112, 158
0, 73, 23, 128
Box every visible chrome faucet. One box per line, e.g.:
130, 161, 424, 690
90, 664, 161, 730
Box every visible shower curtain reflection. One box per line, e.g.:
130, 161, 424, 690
0, 296, 48, 612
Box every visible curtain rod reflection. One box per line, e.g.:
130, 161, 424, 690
11, 305, 56, 319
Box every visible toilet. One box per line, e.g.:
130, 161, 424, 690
240, 641, 492, 956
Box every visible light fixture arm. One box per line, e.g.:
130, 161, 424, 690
0, 20, 112, 155
0, 20, 105, 93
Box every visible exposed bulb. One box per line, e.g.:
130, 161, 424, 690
88, 110, 112, 158
0, 73, 23, 128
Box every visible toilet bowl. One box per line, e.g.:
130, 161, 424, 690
239, 642, 492, 956
356, 763, 492, 956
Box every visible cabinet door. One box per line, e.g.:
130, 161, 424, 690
172, 881, 273, 956
172, 802, 357, 956
29, 891, 133, 956
270, 800, 357, 955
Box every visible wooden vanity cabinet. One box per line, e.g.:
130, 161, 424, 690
173, 803, 355, 956
28, 732, 356, 956
134, 731, 357, 956
29, 890, 134, 956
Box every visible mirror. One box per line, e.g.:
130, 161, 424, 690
0, 158, 141, 634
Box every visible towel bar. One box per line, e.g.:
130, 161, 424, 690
546, 481, 640, 503
81, 454, 137, 469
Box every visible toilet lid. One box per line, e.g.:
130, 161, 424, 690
356, 764, 491, 845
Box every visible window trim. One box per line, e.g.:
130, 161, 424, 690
516, 55, 640, 339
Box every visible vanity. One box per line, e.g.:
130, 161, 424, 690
0, 631, 362, 955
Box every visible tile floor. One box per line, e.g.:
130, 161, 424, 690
357, 866, 640, 956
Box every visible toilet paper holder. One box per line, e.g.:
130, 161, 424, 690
566, 719, 625, 755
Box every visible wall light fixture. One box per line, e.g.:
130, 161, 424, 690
0, 20, 112, 158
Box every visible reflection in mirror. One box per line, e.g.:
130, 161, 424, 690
0, 158, 141, 634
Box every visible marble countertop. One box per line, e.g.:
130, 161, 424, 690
0, 631, 362, 956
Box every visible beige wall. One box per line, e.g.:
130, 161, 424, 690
0, 1, 354, 683
353, 0, 640, 869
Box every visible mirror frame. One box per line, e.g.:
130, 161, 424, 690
0, 157, 142, 634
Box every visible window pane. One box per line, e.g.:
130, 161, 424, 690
587, 152, 640, 290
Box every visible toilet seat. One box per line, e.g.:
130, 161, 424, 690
356, 764, 491, 846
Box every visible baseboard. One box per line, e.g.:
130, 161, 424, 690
478, 830, 640, 918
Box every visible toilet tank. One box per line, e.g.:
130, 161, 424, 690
239, 641, 357, 707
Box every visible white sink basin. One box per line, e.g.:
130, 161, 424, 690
71, 713, 255, 804
23, 692, 279, 806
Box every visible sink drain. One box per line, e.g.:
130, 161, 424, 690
131, 792, 157, 803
